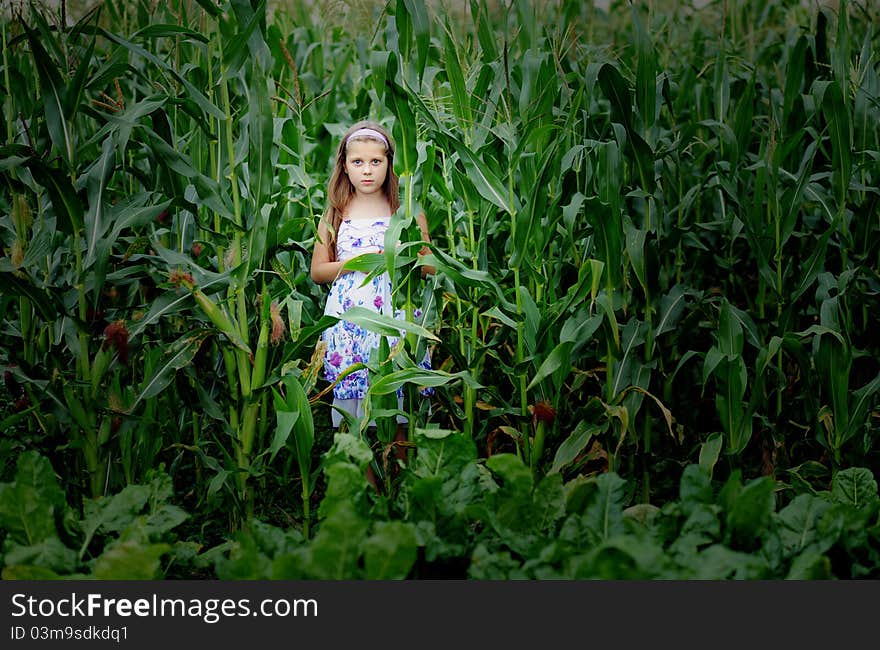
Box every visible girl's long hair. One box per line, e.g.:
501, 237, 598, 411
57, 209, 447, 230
321, 120, 399, 261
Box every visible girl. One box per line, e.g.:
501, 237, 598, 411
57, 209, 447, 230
310, 120, 434, 435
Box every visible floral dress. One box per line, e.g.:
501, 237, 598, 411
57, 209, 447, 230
321, 217, 431, 426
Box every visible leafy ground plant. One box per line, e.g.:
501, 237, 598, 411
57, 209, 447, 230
0, 451, 194, 579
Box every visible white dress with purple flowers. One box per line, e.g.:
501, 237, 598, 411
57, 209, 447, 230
321, 217, 430, 428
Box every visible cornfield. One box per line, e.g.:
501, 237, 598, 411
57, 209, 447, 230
1, 0, 879, 579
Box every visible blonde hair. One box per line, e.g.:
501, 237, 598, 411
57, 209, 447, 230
321, 120, 399, 262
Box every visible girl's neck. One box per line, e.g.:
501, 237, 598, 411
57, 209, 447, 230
345, 193, 391, 220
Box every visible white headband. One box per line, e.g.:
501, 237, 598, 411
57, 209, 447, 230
346, 127, 389, 148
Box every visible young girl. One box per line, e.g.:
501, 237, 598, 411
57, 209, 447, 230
310, 120, 434, 434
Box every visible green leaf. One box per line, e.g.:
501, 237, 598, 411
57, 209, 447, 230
270, 408, 299, 464
306, 502, 370, 579
368, 367, 475, 396
821, 81, 852, 211
790, 229, 831, 303
143, 505, 189, 538
132, 330, 211, 410
413, 429, 478, 480
680, 465, 715, 521
655, 285, 689, 337
451, 140, 511, 214
831, 468, 878, 509
83, 136, 116, 270
486, 453, 533, 495
777, 494, 833, 555
2, 537, 78, 575
689, 544, 768, 579
632, 5, 657, 131
0, 452, 66, 546
598, 62, 633, 133
132, 24, 210, 42
844, 372, 880, 445
526, 340, 574, 392
0, 272, 66, 322
582, 472, 627, 541
783, 36, 808, 124
549, 421, 606, 475
339, 306, 439, 341
403, 0, 430, 79
273, 374, 315, 476
726, 476, 776, 548
101, 29, 224, 120
443, 31, 473, 129
93, 539, 171, 580
786, 552, 833, 579
245, 69, 275, 274
23, 158, 84, 235
363, 521, 418, 579
81, 484, 151, 540
23, 23, 74, 169
717, 300, 744, 357
698, 433, 724, 478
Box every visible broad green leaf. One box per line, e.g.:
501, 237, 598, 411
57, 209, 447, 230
821, 81, 852, 212
132, 24, 210, 42
844, 372, 880, 445
582, 472, 628, 541
689, 544, 768, 579
786, 552, 833, 579
831, 467, 878, 509
83, 136, 116, 270
23, 23, 74, 169
443, 31, 473, 129
101, 29, 224, 120
2, 537, 78, 574
783, 36, 808, 127
777, 494, 833, 555
717, 300, 744, 357
132, 330, 211, 409
790, 228, 831, 303
655, 285, 688, 338
24, 158, 84, 235
270, 407, 299, 465
451, 140, 510, 214
403, 0, 430, 79
274, 374, 315, 476
81, 484, 150, 540
486, 453, 533, 495
143, 505, 189, 539
245, 65, 275, 274
0, 452, 66, 545
363, 521, 418, 579
632, 5, 657, 131
526, 340, 574, 392
726, 476, 776, 548
679, 464, 713, 515
369, 368, 480, 396
93, 539, 171, 580
698, 432, 724, 478
549, 421, 606, 475
305, 501, 370, 579
598, 62, 633, 133
339, 306, 439, 341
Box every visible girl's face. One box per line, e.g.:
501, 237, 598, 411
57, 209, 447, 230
344, 139, 389, 196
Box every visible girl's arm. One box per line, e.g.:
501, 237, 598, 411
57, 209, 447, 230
310, 219, 345, 284
416, 211, 436, 277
